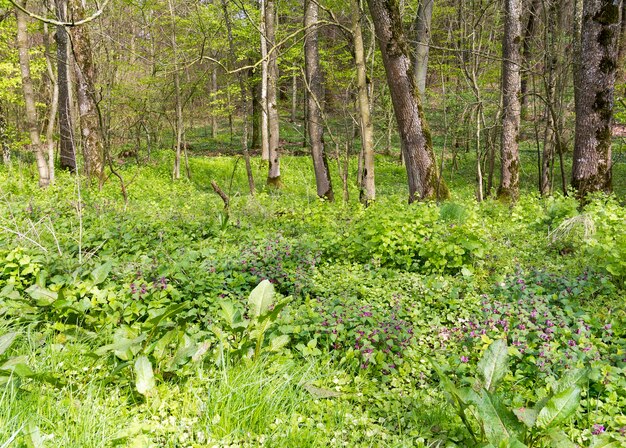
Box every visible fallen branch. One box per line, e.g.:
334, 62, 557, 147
211, 180, 229, 210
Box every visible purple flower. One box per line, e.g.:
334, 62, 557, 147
567, 339, 576, 347
592, 424, 605, 435
460, 356, 469, 363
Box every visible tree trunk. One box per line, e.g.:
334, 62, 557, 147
55, 0, 76, 173
211, 66, 218, 139
366, 0, 448, 202
572, 0, 622, 196
617, 1, 626, 81
16, 6, 50, 187
43, 22, 58, 184
168, 0, 183, 180
498, 0, 522, 202
68, 0, 104, 182
260, 0, 270, 161
352, 0, 375, 205
291, 70, 297, 122
304, 0, 334, 201
0, 105, 10, 165
521, 0, 540, 114
413, 0, 434, 97
266, 0, 281, 186
250, 67, 262, 149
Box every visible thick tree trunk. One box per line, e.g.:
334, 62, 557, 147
68, 0, 104, 182
367, 0, 447, 202
55, 0, 76, 173
352, 0, 375, 205
413, 0, 434, 96
16, 7, 50, 187
572, 0, 622, 196
304, 0, 334, 201
498, 0, 522, 202
266, 0, 281, 186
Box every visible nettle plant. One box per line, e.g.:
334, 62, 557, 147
430, 339, 619, 447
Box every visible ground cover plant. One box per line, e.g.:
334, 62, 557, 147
1, 151, 626, 447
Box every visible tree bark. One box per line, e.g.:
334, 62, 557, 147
572, 0, 622, 197
16, 6, 50, 187
413, 0, 434, 97
266, 0, 281, 186
617, 0, 626, 81
68, 0, 104, 182
0, 105, 10, 166
55, 0, 76, 172
43, 21, 58, 184
211, 66, 218, 139
366, 0, 448, 202
304, 0, 334, 201
260, 0, 270, 161
352, 0, 375, 205
520, 0, 540, 113
498, 0, 522, 202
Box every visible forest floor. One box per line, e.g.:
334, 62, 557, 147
0, 146, 625, 447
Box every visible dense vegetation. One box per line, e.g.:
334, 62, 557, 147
1, 146, 626, 447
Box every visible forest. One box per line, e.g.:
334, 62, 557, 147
1, 0, 626, 446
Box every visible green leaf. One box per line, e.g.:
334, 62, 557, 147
429, 358, 463, 402
25, 285, 57, 306
553, 368, 588, 394
248, 280, 275, 318
0, 332, 17, 357
478, 339, 508, 391
219, 301, 241, 327
134, 356, 155, 396
145, 303, 188, 328
548, 429, 577, 448
513, 406, 538, 428
91, 261, 112, 285
269, 334, 290, 352
302, 383, 342, 398
93, 334, 147, 359
589, 435, 622, 448
470, 389, 523, 445
536, 386, 581, 429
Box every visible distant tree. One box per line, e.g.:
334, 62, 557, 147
413, 0, 434, 97
367, 0, 448, 202
266, 0, 281, 187
572, 0, 622, 196
498, 0, 522, 202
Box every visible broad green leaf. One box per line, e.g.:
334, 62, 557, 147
248, 280, 275, 318
93, 334, 146, 359
478, 339, 508, 391
219, 301, 241, 327
536, 386, 581, 429
548, 429, 578, 448
25, 285, 57, 306
91, 261, 112, 285
152, 329, 178, 361
25, 422, 43, 448
589, 435, 622, 447
429, 358, 463, 403
134, 356, 155, 396
553, 368, 588, 394
513, 406, 538, 428
0, 332, 17, 357
302, 383, 342, 398
470, 389, 523, 445
145, 303, 188, 328
269, 334, 290, 352
508, 437, 528, 448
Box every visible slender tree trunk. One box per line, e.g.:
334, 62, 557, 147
521, 0, 540, 114
211, 66, 218, 139
266, 0, 281, 186
0, 105, 10, 165
304, 0, 334, 201
291, 70, 297, 122
43, 22, 58, 184
250, 67, 262, 149
617, 1, 626, 81
168, 0, 183, 180
572, 0, 622, 196
498, 0, 522, 202
352, 0, 375, 204
413, 0, 434, 97
16, 6, 50, 187
366, 0, 448, 202
221, 0, 255, 195
260, 0, 270, 161
68, 0, 104, 182
55, 0, 76, 173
